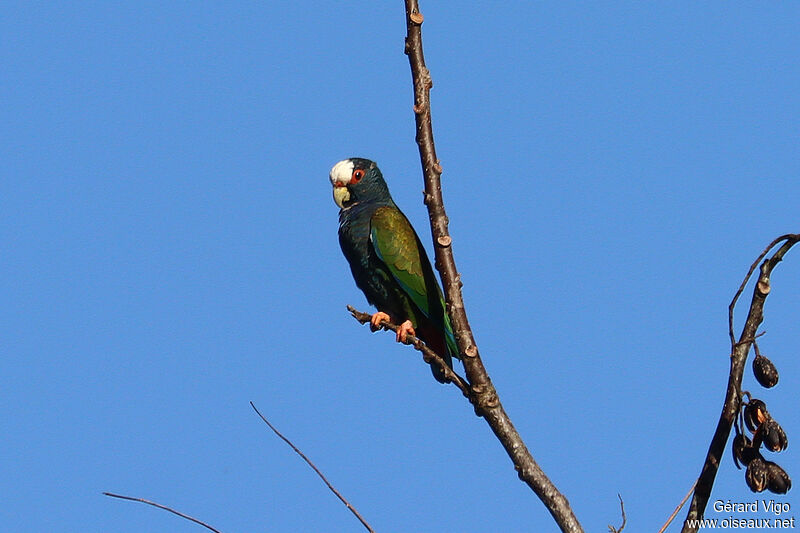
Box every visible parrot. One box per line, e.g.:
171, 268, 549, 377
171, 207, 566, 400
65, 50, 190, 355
330, 157, 459, 383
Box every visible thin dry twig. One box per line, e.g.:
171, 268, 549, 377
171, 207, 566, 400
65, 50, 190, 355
608, 494, 626, 533
347, 305, 470, 396
733, 330, 766, 348
659, 481, 696, 533
249, 402, 376, 533
402, 2, 583, 532
683, 234, 799, 532
103, 492, 223, 533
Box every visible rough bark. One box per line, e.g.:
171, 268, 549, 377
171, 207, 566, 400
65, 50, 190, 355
402, 2, 584, 531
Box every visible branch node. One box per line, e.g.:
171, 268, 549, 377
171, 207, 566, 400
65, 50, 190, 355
469, 381, 499, 412
437, 235, 452, 247
409, 12, 424, 25
465, 344, 478, 358
756, 277, 771, 295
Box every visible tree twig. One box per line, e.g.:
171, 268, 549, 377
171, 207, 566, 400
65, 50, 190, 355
103, 492, 223, 533
683, 234, 799, 532
347, 305, 470, 396
608, 494, 626, 533
249, 402, 376, 533
658, 481, 695, 533
402, 2, 583, 531
727, 234, 796, 345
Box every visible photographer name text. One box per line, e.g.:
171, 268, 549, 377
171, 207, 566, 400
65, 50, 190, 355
714, 499, 791, 516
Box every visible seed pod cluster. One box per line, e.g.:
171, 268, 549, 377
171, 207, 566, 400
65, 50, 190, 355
735, 396, 791, 494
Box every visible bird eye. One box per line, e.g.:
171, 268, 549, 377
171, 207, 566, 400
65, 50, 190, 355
351, 169, 365, 183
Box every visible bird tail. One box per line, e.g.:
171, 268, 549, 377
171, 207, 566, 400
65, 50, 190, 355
430, 346, 454, 384
443, 312, 459, 361
422, 315, 458, 384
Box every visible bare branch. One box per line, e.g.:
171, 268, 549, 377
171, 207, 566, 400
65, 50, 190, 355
608, 494, 626, 533
658, 481, 695, 533
249, 402, 376, 533
402, 2, 583, 531
728, 234, 797, 344
103, 492, 223, 533
683, 234, 799, 531
347, 305, 470, 396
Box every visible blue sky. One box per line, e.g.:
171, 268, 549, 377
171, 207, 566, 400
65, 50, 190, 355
2, 2, 798, 532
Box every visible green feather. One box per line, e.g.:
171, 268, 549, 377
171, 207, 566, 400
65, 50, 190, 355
370, 207, 428, 313
370, 206, 459, 359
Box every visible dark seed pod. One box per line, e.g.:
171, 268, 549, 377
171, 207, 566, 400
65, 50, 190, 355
746, 457, 769, 492
732, 433, 761, 469
766, 461, 792, 494
753, 355, 779, 388
744, 399, 769, 433
761, 418, 788, 452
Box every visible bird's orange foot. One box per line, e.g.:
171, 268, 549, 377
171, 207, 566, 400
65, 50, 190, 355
370, 311, 391, 332
396, 320, 416, 344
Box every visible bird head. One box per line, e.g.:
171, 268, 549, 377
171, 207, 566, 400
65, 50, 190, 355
329, 158, 391, 209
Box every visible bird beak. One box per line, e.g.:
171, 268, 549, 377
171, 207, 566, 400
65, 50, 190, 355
332, 183, 350, 208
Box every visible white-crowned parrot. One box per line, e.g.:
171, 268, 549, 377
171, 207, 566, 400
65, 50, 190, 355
330, 157, 459, 382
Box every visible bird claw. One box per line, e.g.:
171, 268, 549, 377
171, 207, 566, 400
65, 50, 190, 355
370, 312, 391, 332
397, 320, 416, 344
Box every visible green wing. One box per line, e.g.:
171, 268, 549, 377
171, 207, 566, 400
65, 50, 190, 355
370, 206, 458, 358
369, 206, 431, 315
